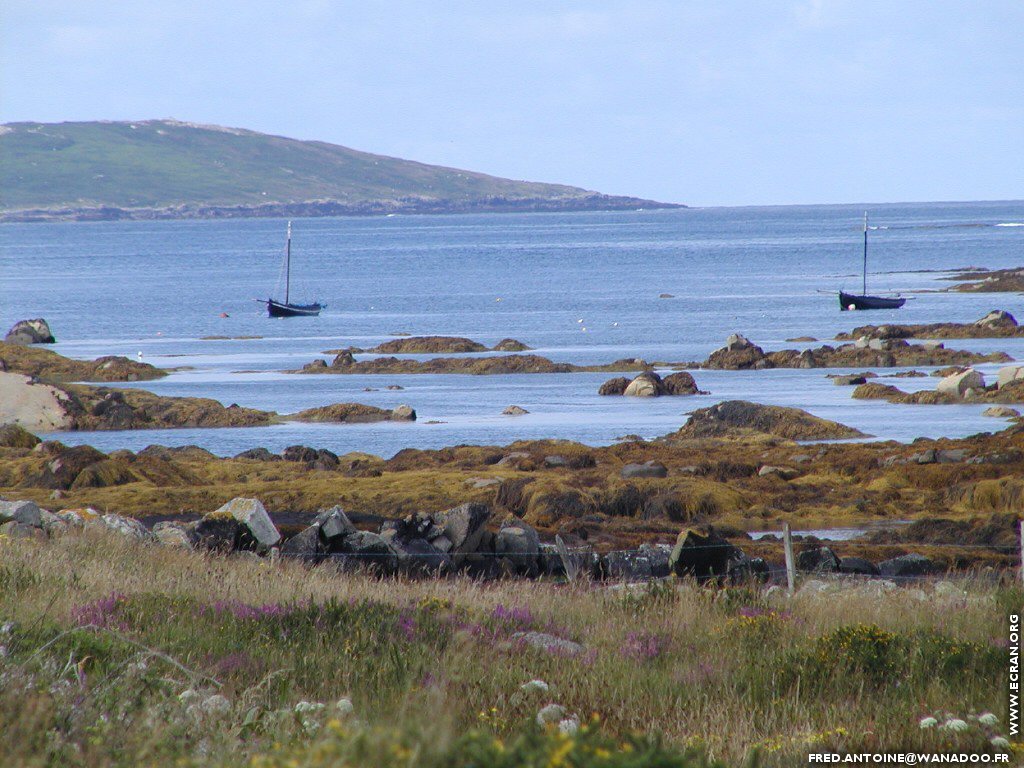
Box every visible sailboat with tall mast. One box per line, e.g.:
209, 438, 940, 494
258, 221, 323, 317
838, 212, 906, 311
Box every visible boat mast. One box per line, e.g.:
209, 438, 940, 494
862, 212, 868, 296
285, 221, 292, 305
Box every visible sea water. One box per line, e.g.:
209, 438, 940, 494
2, 201, 1023, 457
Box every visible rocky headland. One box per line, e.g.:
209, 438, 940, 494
0, 340, 166, 382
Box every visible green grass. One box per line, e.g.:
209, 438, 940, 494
0, 120, 660, 212
0, 530, 1018, 767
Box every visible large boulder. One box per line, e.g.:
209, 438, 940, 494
975, 309, 1017, 328
878, 553, 938, 578
796, 546, 841, 573
0, 499, 42, 527
623, 372, 663, 397
620, 461, 668, 479
495, 519, 540, 574
393, 538, 450, 576
208, 497, 281, 548
661, 371, 700, 395
936, 368, 985, 398
0, 372, 74, 432
152, 521, 195, 549
996, 365, 1024, 389
314, 506, 357, 543
598, 377, 631, 396
432, 502, 490, 557
280, 525, 326, 563
101, 513, 151, 540
337, 531, 399, 574
669, 528, 744, 582
5, 319, 56, 345
704, 335, 767, 370
601, 550, 653, 581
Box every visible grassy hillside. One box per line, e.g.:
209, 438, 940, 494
0, 120, 677, 219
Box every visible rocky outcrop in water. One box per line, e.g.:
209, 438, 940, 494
835, 310, 1024, 341
673, 400, 867, 440
5, 319, 56, 345
292, 403, 417, 422
599, 371, 703, 397
697, 334, 1010, 370
0, 341, 165, 382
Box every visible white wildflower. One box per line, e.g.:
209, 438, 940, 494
990, 736, 1010, 749
978, 712, 999, 727
294, 701, 325, 715
558, 716, 580, 736
940, 718, 969, 733
536, 703, 566, 727
335, 697, 354, 715
918, 717, 938, 729
520, 679, 549, 693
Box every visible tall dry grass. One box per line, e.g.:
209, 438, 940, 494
0, 529, 1016, 767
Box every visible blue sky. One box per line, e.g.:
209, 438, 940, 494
2, 1, 1021, 206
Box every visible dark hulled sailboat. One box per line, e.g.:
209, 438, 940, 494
838, 213, 906, 311
259, 222, 323, 317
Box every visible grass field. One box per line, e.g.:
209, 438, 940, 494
0, 529, 1018, 767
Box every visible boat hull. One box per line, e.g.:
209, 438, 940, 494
265, 299, 323, 317
839, 292, 906, 311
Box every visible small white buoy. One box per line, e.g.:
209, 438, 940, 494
847, 304, 856, 311
612, 322, 618, 327
577, 318, 583, 323
581, 327, 587, 332
495, 297, 502, 302
156, 331, 163, 336
137, 351, 143, 360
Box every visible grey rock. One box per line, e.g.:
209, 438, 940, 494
0, 499, 42, 528
432, 502, 490, 556
936, 368, 985, 398
209, 497, 280, 548
280, 525, 325, 563
511, 631, 585, 656
391, 404, 416, 421
620, 461, 668, 479
495, 520, 540, 573
4, 318, 56, 345
0, 520, 46, 540
838, 556, 880, 576
796, 546, 841, 573
152, 521, 195, 549
878, 553, 938, 578
503, 405, 529, 416
101, 513, 151, 540
601, 550, 653, 581
315, 506, 356, 541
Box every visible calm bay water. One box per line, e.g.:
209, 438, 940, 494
2, 201, 1023, 457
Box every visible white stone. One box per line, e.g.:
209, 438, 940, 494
936, 368, 985, 398
996, 365, 1024, 389
211, 497, 280, 547
101, 513, 151, 539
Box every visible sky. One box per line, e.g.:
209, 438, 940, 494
2, 1, 1021, 207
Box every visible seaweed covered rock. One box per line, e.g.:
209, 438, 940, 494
292, 402, 417, 423
5, 318, 55, 345
0, 423, 41, 449
493, 338, 532, 352
674, 400, 866, 440
370, 336, 488, 354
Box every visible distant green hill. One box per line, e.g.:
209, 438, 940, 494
0, 120, 680, 221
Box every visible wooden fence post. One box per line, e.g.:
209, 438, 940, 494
783, 522, 796, 596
